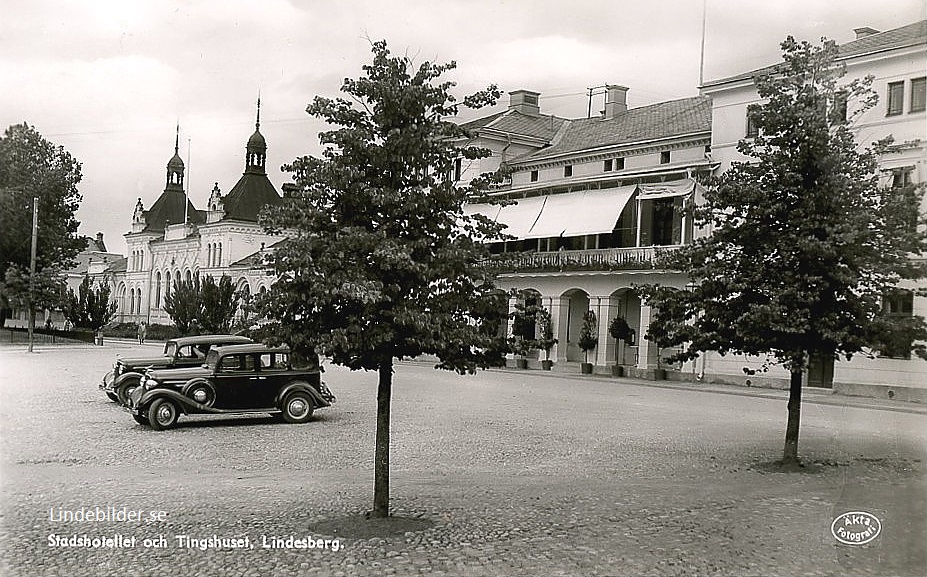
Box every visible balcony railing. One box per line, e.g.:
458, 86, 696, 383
493, 245, 682, 273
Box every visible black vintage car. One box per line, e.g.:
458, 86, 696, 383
101, 334, 252, 404
126, 343, 335, 430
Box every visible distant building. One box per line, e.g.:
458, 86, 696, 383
112, 101, 285, 325
461, 87, 715, 377
3, 233, 123, 330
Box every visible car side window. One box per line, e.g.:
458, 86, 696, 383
220, 355, 241, 372
259, 353, 288, 372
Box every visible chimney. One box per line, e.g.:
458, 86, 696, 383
604, 85, 629, 119
95, 232, 107, 252
853, 26, 880, 39
508, 90, 541, 116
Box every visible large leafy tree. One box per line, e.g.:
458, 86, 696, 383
259, 40, 507, 517
63, 274, 117, 331
163, 274, 240, 335
1, 266, 66, 319
639, 37, 927, 465
0, 123, 84, 326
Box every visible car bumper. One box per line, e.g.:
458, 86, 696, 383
100, 371, 116, 392
319, 382, 336, 404
124, 386, 144, 414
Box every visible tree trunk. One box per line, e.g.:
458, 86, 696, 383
782, 368, 803, 465
372, 355, 393, 518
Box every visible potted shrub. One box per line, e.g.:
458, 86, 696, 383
509, 293, 539, 369
609, 315, 632, 377
535, 307, 557, 370
578, 310, 598, 374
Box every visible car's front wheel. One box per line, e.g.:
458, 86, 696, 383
116, 378, 140, 405
147, 399, 179, 431
281, 392, 314, 424
132, 414, 149, 426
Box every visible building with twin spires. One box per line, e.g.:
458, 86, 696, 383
113, 102, 285, 325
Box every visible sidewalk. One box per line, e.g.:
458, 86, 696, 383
400, 358, 927, 416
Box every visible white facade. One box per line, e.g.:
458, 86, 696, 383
109, 109, 284, 325
700, 21, 927, 397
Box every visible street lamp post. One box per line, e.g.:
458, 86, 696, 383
27, 197, 38, 353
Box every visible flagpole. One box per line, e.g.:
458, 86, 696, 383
699, 0, 707, 88
184, 137, 191, 224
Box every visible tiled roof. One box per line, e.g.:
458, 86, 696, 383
107, 257, 128, 273
222, 173, 283, 222
460, 110, 568, 142
459, 111, 507, 132
143, 189, 205, 232
702, 20, 927, 88
229, 237, 288, 267
839, 19, 926, 58
522, 97, 711, 161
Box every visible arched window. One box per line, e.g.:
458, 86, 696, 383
186, 269, 193, 283
165, 271, 172, 301
155, 272, 162, 308
129, 289, 135, 316
216, 243, 222, 267
208, 243, 213, 267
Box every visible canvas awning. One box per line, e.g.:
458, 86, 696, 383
523, 185, 638, 239
638, 179, 696, 199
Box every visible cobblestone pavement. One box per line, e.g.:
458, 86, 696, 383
1, 343, 925, 576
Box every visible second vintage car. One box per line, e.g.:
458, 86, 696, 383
126, 343, 335, 430
101, 334, 253, 404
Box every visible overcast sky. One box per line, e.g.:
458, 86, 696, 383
3, 0, 924, 256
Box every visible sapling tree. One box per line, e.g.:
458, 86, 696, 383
639, 37, 927, 465
258, 41, 506, 517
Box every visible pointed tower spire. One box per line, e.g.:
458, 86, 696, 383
245, 94, 267, 174
166, 122, 185, 190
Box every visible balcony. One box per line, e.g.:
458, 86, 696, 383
492, 245, 682, 273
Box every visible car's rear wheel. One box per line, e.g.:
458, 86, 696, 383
116, 378, 140, 405
147, 399, 179, 431
281, 392, 314, 424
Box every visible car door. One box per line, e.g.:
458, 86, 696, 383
212, 353, 254, 410
251, 352, 286, 409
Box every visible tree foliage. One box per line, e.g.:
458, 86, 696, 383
1, 265, 66, 313
163, 275, 241, 335
0, 123, 84, 295
638, 37, 927, 463
578, 310, 598, 362
258, 40, 505, 516
63, 274, 117, 331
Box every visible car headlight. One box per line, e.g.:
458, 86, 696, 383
143, 376, 158, 390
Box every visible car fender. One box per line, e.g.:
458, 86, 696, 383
276, 381, 329, 409
114, 371, 145, 388
138, 388, 224, 415
181, 378, 217, 408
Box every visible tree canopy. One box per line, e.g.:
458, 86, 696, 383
63, 274, 117, 331
258, 40, 506, 516
0, 123, 84, 280
638, 37, 927, 463
163, 275, 241, 335
0, 123, 84, 324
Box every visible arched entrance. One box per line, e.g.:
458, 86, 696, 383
559, 289, 590, 362
608, 288, 642, 368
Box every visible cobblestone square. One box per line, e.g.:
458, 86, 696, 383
1, 342, 925, 576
